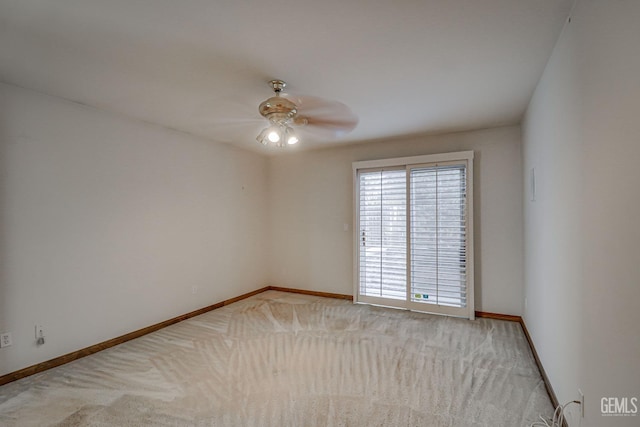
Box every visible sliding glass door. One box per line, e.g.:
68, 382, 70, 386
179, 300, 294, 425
354, 153, 474, 319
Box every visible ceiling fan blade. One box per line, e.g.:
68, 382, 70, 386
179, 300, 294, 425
192, 97, 262, 124
206, 117, 265, 126
284, 94, 358, 138
195, 117, 264, 135
297, 115, 359, 139
193, 117, 264, 143
282, 94, 347, 115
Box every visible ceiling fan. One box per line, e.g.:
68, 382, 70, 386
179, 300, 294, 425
256, 80, 358, 147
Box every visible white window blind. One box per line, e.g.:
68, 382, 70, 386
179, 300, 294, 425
353, 152, 474, 319
358, 169, 406, 300
410, 165, 467, 307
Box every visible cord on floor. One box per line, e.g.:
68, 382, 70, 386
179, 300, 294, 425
530, 400, 581, 427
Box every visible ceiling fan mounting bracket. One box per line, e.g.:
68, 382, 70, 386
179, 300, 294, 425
269, 79, 286, 93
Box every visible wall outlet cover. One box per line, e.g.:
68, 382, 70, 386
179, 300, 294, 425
0, 332, 12, 348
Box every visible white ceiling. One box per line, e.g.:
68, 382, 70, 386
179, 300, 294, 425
0, 0, 573, 153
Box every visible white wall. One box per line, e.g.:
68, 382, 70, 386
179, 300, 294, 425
521, 6, 583, 419
523, 1, 640, 425
269, 126, 524, 315
0, 83, 269, 376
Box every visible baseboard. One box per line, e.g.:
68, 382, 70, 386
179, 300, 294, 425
475, 311, 522, 322
268, 286, 353, 301
0, 286, 269, 387
0, 283, 562, 422
519, 319, 561, 409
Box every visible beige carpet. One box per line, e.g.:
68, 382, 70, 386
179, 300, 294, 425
0, 290, 553, 426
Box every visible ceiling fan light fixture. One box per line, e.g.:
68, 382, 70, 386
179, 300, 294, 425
256, 80, 302, 148
257, 125, 292, 147
268, 130, 280, 143
285, 127, 299, 145
256, 127, 273, 145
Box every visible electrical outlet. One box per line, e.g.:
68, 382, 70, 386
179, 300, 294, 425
0, 332, 12, 348
578, 388, 584, 418
192, 286, 198, 294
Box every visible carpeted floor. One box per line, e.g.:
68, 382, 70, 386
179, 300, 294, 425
0, 290, 553, 426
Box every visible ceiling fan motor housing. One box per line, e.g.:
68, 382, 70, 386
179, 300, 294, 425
258, 96, 297, 125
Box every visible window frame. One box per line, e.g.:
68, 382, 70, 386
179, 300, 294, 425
352, 151, 475, 319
